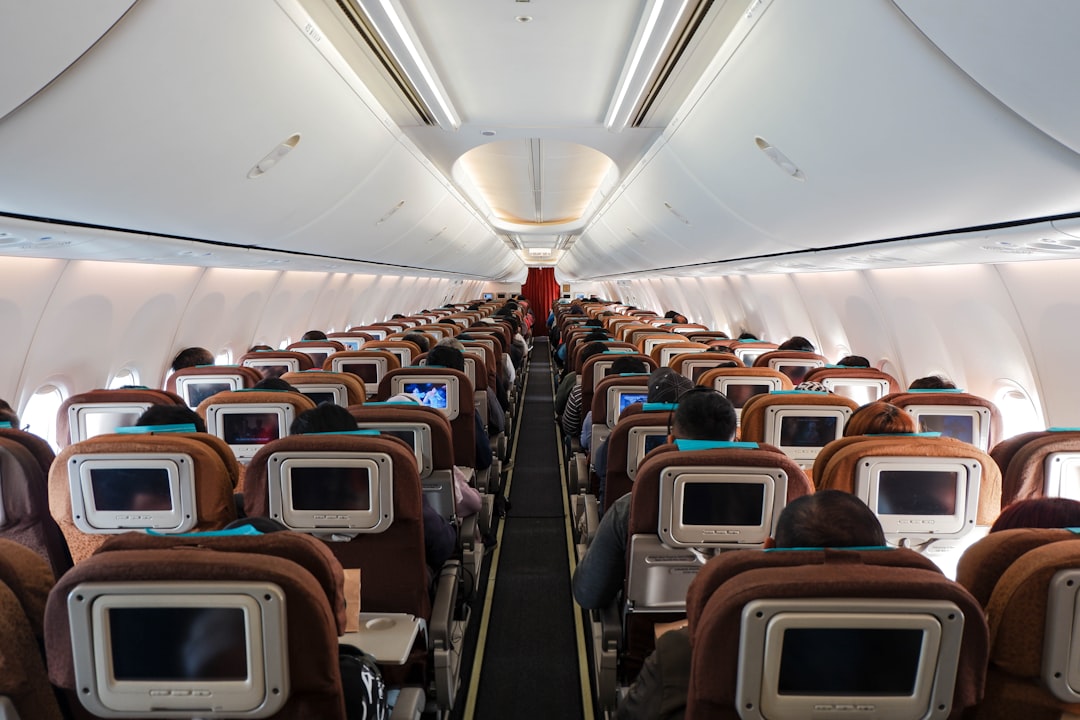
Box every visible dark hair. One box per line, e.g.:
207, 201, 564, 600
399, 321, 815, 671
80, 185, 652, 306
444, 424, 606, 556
426, 344, 465, 372
223, 517, 290, 533
844, 402, 916, 437
253, 377, 298, 393
0, 399, 19, 428
774, 490, 886, 548
610, 357, 647, 375
990, 497, 1080, 533
301, 330, 328, 341
247, 344, 274, 353
136, 405, 207, 433
579, 342, 608, 368
584, 330, 609, 343
908, 375, 957, 390
171, 347, 214, 372
836, 355, 871, 368
401, 332, 430, 353
290, 403, 358, 435
777, 336, 815, 352
671, 389, 736, 442
737, 332, 759, 341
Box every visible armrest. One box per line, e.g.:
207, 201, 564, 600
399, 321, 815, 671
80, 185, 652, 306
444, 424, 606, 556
574, 453, 590, 493
598, 602, 622, 653
431, 560, 460, 652
459, 513, 477, 553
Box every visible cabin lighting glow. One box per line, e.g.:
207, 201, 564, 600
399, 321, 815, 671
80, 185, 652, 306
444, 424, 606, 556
247, 134, 300, 179
755, 136, 804, 179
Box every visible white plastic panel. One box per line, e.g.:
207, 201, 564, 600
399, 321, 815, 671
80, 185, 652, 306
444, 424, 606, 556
0, 258, 68, 407
790, 272, 898, 368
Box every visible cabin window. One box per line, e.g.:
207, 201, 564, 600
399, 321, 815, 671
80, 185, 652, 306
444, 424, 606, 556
995, 381, 1043, 440
108, 368, 140, 389
278, 338, 291, 350
21, 384, 64, 450
215, 349, 233, 365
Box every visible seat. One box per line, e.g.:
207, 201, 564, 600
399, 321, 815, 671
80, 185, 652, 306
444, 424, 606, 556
0, 538, 64, 720
683, 547, 988, 720
988, 429, 1080, 506
601, 404, 676, 513
580, 353, 656, 420
803, 365, 901, 405
882, 390, 1003, 453
326, 330, 375, 351
953, 529, 1080, 719
326, 350, 402, 397
285, 339, 347, 370
362, 340, 420, 368
196, 389, 316, 462
0, 432, 72, 579
237, 350, 315, 378
650, 341, 710, 368
56, 388, 187, 449
588, 373, 651, 454
739, 391, 858, 470
44, 534, 351, 719
752, 349, 829, 386
668, 351, 744, 382
280, 369, 366, 407
726, 340, 779, 366
166, 364, 263, 408
696, 367, 793, 423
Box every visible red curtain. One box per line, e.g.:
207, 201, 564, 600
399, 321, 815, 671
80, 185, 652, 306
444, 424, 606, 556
521, 267, 561, 317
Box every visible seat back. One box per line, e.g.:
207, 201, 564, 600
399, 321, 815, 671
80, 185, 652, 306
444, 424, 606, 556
50, 433, 239, 563
603, 406, 675, 513
803, 365, 901, 405
45, 539, 347, 719
197, 389, 316, 461
739, 392, 858, 467
883, 390, 1003, 453
697, 367, 792, 423
326, 331, 374, 351
669, 351, 744, 382
166, 365, 264, 408
0, 434, 71, 579
57, 388, 187, 448
651, 341, 710, 368
727, 341, 778, 366
377, 367, 476, 468
752, 350, 829, 385
581, 354, 654, 416
990, 429, 1080, 506
589, 375, 650, 450
280, 370, 366, 407
326, 350, 401, 397
684, 548, 987, 720
361, 340, 419, 368
285, 340, 347, 370
237, 350, 314, 379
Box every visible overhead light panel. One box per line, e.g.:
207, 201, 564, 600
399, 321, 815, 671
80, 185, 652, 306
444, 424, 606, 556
352, 0, 461, 130
605, 0, 690, 131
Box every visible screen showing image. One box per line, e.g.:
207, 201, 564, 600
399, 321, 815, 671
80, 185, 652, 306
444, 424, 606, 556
618, 392, 648, 414
779, 416, 839, 448
778, 627, 923, 696
831, 383, 882, 406
682, 483, 765, 526
222, 412, 280, 445
186, 382, 233, 408
723, 383, 770, 409
89, 468, 172, 511
255, 364, 289, 380
382, 429, 417, 451
300, 390, 337, 406
404, 382, 448, 410
84, 411, 144, 439
644, 433, 667, 454
340, 340, 362, 351
877, 470, 958, 515
918, 414, 974, 445
109, 607, 248, 681
305, 352, 329, 368
777, 364, 812, 385
290, 466, 370, 511
341, 363, 379, 385
483, 293, 494, 300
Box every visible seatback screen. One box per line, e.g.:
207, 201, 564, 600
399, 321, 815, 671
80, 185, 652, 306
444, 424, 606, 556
90, 468, 172, 511
289, 466, 371, 511
682, 482, 765, 526
877, 470, 958, 515
109, 607, 248, 682
778, 627, 923, 696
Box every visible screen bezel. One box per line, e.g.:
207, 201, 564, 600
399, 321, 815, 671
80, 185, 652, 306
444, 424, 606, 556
658, 467, 784, 548
241, 357, 301, 376
1043, 452, 1080, 500
736, 598, 962, 720
353, 422, 433, 478
659, 345, 707, 367
626, 425, 670, 480
205, 404, 294, 460
766, 406, 851, 461
174, 375, 242, 409
905, 405, 991, 450
605, 385, 648, 427
735, 347, 772, 365
717, 378, 782, 414
855, 456, 980, 542
69, 454, 197, 534
769, 358, 826, 385
267, 453, 393, 537
390, 375, 460, 420
68, 581, 287, 717
293, 383, 348, 408
821, 377, 889, 405
70, 403, 154, 445
330, 357, 389, 397
642, 336, 684, 355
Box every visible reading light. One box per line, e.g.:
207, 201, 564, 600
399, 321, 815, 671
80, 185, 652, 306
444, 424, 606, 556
755, 136, 805, 180
248, 134, 301, 179
353, 0, 461, 130
605, 0, 690, 131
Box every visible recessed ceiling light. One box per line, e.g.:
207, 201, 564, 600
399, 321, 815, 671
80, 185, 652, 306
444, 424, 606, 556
247, 134, 300, 179
516, 16, 532, 23
481, 130, 496, 137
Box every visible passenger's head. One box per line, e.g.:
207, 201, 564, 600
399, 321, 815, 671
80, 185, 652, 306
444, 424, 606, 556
670, 389, 736, 442
584, 330, 609, 342
427, 344, 465, 372
990, 497, 1080, 533
171, 347, 214, 372
0, 399, 18, 428
737, 332, 759, 341
289, 403, 357, 435
436, 337, 466, 353
836, 355, 871, 368
794, 381, 831, 393
253, 377, 298, 393
136, 405, 207, 433
772, 490, 886, 548
610, 357, 647, 375
301, 330, 328, 341
646, 368, 694, 403
247, 344, 274, 353
402, 332, 430, 353
908, 375, 956, 390
579, 342, 608, 369
843, 401, 916, 437
777, 336, 815, 352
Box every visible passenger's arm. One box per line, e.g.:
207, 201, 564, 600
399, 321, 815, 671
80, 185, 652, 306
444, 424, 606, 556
572, 493, 630, 609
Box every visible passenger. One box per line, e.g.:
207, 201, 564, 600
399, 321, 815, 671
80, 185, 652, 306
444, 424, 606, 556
663, 310, 688, 324
0, 399, 19, 427
581, 355, 648, 450
171, 347, 214, 372
560, 341, 610, 447
401, 331, 430, 354
794, 380, 831, 393
617, 490, 887, 720
593, 368, 694, 509
135, 404, 207, 433
737, 332, 759, 341
908, 374, 957, 390
252, 377, 299, 393
990, 497, 1080, 532
290, 403, 457, 571
247, 344, 274, 352
426, 344, 493, 471
300, 329, 328, 341
835, 354, 871, 368
437, 334, 505, 435
777, 335, 815, 352
572, 388, 736, 610
843, 401, 915, 436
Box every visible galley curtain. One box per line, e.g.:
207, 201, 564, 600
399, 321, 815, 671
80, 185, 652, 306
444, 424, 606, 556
521, 267, 560, 316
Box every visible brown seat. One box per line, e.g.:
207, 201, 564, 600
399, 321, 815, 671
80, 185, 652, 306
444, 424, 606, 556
803, 365, 901, 404
325, 350, 402, 396
56, 387, 187, 449
237, 350, 315, 378
739, 391, 858, 469
989, 429, 1080, 507
0, 432, 72, 579
376, 367, 477, 469
280, 369, 366, 407
882, 390, 1003, 453
752, 349, 829, 385
668, 351, 744, 382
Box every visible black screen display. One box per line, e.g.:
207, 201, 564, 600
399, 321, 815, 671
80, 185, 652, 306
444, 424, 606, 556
109, 607, 248, 681
877, 470, 958, 515
778, 627, 923, 695
722, 383, 770, 409
682, 482, 765, 526
301, 390, 337, 406
780, 416, 838, 447
222, 412, 280, 445
90, 468, 172, 511
917, 415, 975, 445
185, 382, 232, 408
290, 466, 371, 510
341, 364, 379, 385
